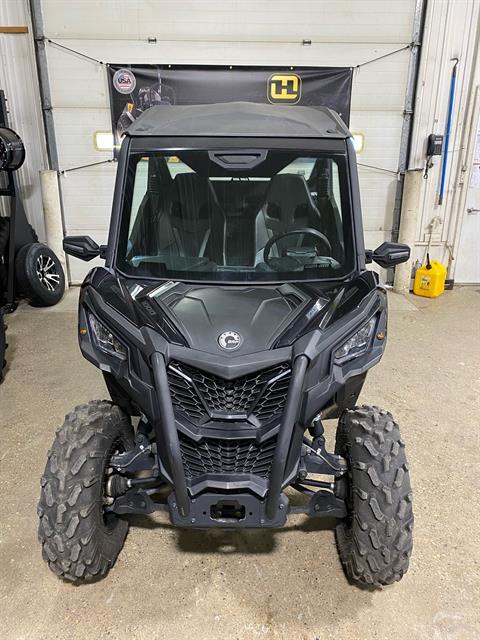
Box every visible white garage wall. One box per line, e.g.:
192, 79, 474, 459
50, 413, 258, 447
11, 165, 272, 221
0, 1, 48, 237
407, 0, 480, 275
39, 0, 417, 282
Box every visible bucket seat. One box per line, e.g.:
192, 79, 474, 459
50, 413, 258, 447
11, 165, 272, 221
254, 173, 324, 262
170, 173, 226, 264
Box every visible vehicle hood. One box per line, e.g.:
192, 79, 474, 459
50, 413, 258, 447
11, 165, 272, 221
133, 281, 313, 356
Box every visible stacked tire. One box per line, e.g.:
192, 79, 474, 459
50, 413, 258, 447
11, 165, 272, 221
0, 311, 6, 382
0, 218, 8, 380
15, 242, 65, 307
0, 217, 9, 296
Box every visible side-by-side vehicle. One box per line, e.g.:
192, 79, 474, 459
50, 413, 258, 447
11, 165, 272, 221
38, 102, 413, 587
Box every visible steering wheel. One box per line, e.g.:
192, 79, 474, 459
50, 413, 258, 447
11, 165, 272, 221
263, 228, 332, 268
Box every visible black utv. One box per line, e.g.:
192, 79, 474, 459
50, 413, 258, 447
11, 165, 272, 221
38, 102, 413, 587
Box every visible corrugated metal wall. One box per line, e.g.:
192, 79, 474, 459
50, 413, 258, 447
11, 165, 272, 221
0, 1, 48, 237
40, 0, 417, 282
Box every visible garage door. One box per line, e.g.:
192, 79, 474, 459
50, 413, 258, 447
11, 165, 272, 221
40, 0, 416, 283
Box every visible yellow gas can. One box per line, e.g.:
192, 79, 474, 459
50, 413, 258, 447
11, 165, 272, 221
413, 256, 446, 298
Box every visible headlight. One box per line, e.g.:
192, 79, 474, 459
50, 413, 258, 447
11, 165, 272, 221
334, 317, 376, 363
87, 313, 127, 359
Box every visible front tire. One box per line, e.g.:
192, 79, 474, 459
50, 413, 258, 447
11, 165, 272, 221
38, 400, 134, 582
335, 405, 413, 587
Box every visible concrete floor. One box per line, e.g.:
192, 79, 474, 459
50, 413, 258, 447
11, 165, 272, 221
0, 286, 479, 640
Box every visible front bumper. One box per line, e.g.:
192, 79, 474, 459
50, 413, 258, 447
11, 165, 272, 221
168, 491, 289, 528
149, 350, 309, 522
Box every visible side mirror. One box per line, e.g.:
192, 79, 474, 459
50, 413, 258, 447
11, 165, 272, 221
63, 236, 106, 261
366, 242, 410, 268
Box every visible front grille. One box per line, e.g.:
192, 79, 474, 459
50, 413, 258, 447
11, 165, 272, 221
168, 360, 291, 424
179, 433, 276, 478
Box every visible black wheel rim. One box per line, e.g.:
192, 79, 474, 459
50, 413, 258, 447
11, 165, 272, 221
36, 254, 60, 292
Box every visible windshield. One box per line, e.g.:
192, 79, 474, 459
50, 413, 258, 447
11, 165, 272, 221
116, 148, 354, 283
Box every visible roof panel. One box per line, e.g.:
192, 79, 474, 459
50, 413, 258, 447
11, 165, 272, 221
125, 102, 351, 139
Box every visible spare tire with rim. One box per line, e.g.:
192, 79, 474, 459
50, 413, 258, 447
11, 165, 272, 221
15, 242, 65, 307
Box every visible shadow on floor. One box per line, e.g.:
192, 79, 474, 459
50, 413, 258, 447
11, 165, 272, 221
128, 510, 336, 555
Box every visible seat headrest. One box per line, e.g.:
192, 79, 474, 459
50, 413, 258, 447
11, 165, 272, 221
174, 172, 211, 194
266, 174, 315, 224
268, 173, 311, 201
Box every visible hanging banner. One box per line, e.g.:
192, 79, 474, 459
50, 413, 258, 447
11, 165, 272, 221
107, 65, 352, 144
